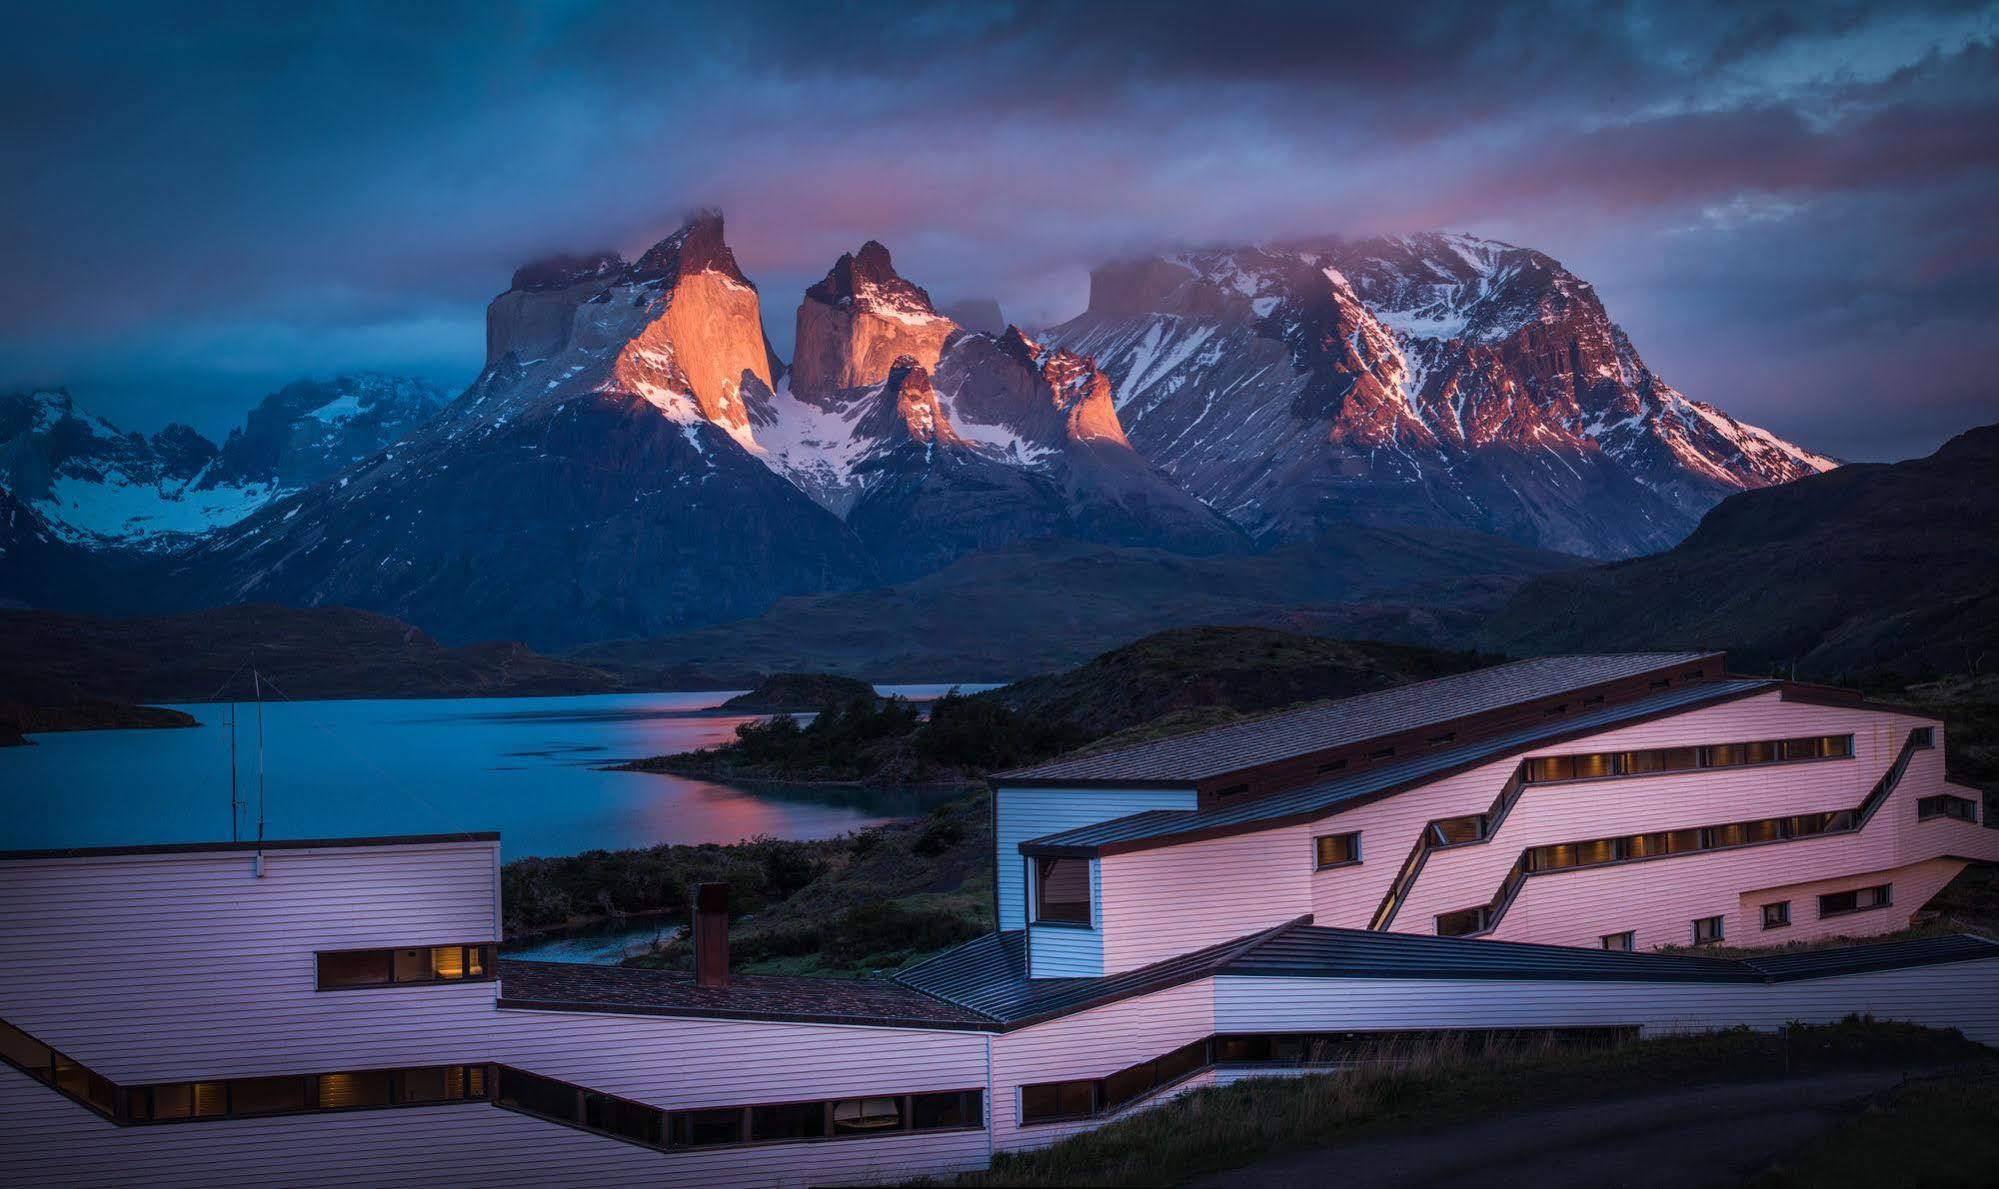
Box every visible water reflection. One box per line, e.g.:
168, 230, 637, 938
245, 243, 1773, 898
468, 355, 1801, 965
0, 686, 993, 859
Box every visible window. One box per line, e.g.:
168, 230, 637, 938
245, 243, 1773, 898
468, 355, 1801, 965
0, 1018, 52, 1082
1543, 701, 1570, 716
1033, 857, 1092, 926
589, 1091, 665, 1145
1761, 901, 1791, 930
316, 944, 495, 990
1023, 1040, 1211, 1124
1917, 795, 1977, 823
1571, 753, 1614, 780
1691, 915, 1725, 945
1819, 884, 1892, 918
1435, 907, 1489, 937
1433, 815, 1485, 845
1601, 931, 1635, 952
498, 1066, 580, 1124
909, 1090, 978, 1130
1316, 759, 1347, 774
831, 1096, 903, 1134
1368, 746, 1396, 760
123, 1064, 489, 1124
1912, 727, 1935, 748
315, 1070, 393, 1109
1020, 1080, 1096, 1124
1314, 832, 1361, 869
1525, 755, 1573, 782
669, 1106, 744, 1147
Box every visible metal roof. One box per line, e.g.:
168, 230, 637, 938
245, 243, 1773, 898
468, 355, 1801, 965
497, 959, 992, 1031
893, 925, 1999, 1030
1021, 679, 1775, 854
1221, 925, 1764, 983
894, 919, 1306, 1029
995, 653, 1720, 786
0, 833, 501, 862
1739, 933, 1999, 982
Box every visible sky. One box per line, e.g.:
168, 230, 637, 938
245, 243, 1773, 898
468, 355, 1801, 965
3, 0, 1996, 462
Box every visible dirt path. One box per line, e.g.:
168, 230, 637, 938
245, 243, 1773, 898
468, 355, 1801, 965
1192, 1069, 1923, 1189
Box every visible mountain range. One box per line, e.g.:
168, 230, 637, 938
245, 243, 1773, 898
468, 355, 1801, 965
3, 211, 1837, 651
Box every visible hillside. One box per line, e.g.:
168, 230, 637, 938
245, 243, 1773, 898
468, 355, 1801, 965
581, 626, 1489, 976
1482, 422, 1999, 678
574, 528, 1577, 685
0, 604, 628, 702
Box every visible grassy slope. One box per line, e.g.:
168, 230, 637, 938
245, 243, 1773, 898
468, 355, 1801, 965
951, 1020, 1993, 1188
1751, 1071, 1999, 1188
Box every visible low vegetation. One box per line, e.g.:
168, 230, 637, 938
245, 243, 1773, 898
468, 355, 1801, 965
946, 1019, 1994, 1188
1751, 1070, 1999, 1188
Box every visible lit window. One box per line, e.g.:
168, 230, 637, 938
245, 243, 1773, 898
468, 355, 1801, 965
1314, 832, 1361, 869
316, 945, 495, 990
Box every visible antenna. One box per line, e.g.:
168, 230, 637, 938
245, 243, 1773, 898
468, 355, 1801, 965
254, 665, 268, 878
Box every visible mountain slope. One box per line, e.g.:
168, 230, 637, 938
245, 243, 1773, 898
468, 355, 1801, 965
0, 378, 447, 550
573, 526, 1581, 684
1481, 422, 1999, 676
172, 213, 878, 649
1041, 233, 1834, 559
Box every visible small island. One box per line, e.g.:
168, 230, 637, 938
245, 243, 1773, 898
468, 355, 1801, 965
713, 672, 880, 714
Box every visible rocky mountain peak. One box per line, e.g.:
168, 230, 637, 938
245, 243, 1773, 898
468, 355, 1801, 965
629, 209, 749, 288
791, 241, 957, 397
859, 356, 962, 448
509, 251, 626, 294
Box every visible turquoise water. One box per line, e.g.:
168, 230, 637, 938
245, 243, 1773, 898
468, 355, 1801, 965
0, 685, 992, 859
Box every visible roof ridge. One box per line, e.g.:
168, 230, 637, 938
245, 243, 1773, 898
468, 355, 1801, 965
996, 652, 1726, 783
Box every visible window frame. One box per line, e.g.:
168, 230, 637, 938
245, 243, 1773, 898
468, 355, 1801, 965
314, 943, 496, 991
1916, 794, 1977, 823
1818, 884, 1893, 919
1030, 856, 1093, 929
1690, 915, 1725, 945
1600, 931, 1635, 952
1761, 901, 1791, 930
1312, 831, 1363, 870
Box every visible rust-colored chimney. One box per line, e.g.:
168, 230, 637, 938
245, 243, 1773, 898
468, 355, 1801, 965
692, 882, 730, 988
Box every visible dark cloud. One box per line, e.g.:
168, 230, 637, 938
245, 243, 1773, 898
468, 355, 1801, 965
2, 0, 1994, 459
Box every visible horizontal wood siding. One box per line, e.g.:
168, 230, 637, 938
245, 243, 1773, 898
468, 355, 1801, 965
996, 787, 1195, 931
988, 978, 1214, 1151
1099, 824, 1313, 974
1213, 957, 1999, 1046
0, 1062, 990, 1188
1740, 858, 1968, 946
0, 842, 994, 1188
1028, 861, 1103, 977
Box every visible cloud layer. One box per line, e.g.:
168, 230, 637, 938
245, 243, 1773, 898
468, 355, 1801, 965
3, 0, 1995, 460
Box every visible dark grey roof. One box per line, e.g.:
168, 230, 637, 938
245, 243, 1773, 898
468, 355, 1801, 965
498, 959, 992, 1030
894, 919, 1306, 1029
1222, 925, 1763, 983
1023, 679, 1774, 854
996, 653, 1720, 786
1739, 933, 1999, 982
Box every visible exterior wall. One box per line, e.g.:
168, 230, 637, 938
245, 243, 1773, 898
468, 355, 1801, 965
0, 1062, 990, 1189
1379, 694, 1995, 948
995, 786, 1195, 932
987, 977, 1215, 1152
0, 842, 992, 1189
1740, 857, 1968, 947
1028, 859, 1103, 977
1098, 823, 1313, 974
1212, 956, 1999, 1046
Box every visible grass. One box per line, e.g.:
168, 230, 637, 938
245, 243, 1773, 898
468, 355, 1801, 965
945, 1019, 1994, 1188
1751, 1071, 1999, 1188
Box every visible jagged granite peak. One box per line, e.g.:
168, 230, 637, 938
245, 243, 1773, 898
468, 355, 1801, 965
941, 297, 1006, 335
470, 208, 777, 444
1043, 232, 1835, 558
853, 356, 963, 449
790, 240, 957, 397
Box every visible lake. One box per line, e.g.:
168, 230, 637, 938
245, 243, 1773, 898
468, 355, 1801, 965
0, 685, 993, 859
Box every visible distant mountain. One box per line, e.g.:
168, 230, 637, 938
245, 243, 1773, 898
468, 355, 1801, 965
0, 604, 629, 702
1041, 233, 1835, 559
172, 213, 877, 649
0, 376, 446, 550
1482, 423, 1999, 677
573, 527, 1581, 685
